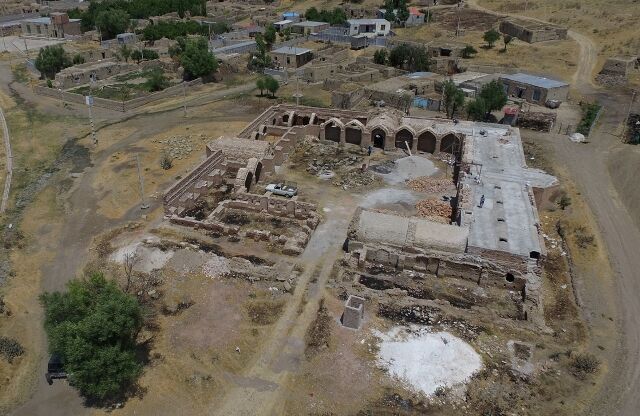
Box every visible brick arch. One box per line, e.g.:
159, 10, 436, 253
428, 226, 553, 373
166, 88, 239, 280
417, 130, 437, 153
370, 127, 387, 149
440, 133, 461, 154
395, 128, 414, 149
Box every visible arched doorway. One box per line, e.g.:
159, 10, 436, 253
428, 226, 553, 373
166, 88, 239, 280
302, 116, 310, 125
254, 162, 262, 183
345, 127, 362, 145
371, 128, 386, 149
417, 131, 437, 153
440, 133, 459, 154
244, 171, 253, 191
395, 128, 414, 149
325, 123, 341, 142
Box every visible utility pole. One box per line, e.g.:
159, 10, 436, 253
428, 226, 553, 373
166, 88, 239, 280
86, 95, 97, 145
135, 154, 149, 210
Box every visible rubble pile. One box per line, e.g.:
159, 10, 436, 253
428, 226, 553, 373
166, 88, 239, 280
154, 134, 208, 160
407, 176, 453, 193
333, 169, 379, 190
415, 199, 452, 221
517, 112, 557, 132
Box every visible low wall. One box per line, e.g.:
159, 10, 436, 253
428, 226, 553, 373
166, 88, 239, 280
227, 192, 317, 220
33, 78, 203, 112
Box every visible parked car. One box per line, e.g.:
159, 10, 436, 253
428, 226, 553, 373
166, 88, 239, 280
266, 182, 298, 198
45, 354, 67, 385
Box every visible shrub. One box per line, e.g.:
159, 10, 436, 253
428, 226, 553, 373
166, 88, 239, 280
160, 153, 173, 170
576, 102, 601, 136
570, 352, 600, 379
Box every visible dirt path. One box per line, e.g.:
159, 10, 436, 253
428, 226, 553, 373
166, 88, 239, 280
0, 104, 11, 213
210, 196, 358, 416
466, 2, 640, 414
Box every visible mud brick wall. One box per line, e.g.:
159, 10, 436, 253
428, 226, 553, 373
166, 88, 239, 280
163, 150, 227, 213
228, 193, 318, 220
168, 216, 239, 234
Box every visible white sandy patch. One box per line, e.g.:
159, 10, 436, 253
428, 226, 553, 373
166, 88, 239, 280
110, 242, 174, 273
202, 254, 230, 278
374, 326, 483, 397
379, 156, 438, 185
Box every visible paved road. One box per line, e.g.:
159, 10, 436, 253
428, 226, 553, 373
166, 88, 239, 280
0, 104, 11, 213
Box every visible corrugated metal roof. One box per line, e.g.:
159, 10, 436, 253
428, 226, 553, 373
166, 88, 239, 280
500, 73, 568, 89
274, 20, 293, 25
271, 46, 312, 55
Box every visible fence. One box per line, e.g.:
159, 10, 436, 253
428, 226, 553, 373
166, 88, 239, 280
33, 78, 203, 112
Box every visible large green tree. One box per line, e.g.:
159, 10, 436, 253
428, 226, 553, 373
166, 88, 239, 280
180, 37, 218, 80
479, 80, 507, 117
264, 75, 279, 97
388, 44, 431, 72
442, 80, 465, 118
40, 273, 142, 401
95, 9, 130, 40
264, 24, 276, 49
35, 45, 71, 79
465, 97, 487, 121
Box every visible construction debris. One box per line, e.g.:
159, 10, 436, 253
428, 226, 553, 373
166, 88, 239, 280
415, 199, 452, 221
407, 176, 454, 194
517, 112, 557, 132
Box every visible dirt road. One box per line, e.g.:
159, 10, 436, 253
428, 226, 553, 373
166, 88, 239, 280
543, 92, 640, 416
465, 2, 640, 414
211, 194, 359, 416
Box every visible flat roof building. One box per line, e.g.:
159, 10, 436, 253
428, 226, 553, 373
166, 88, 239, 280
21, 12, 81, 39
346, 19, 390, 38
270, 46, 313, 68
499, 73, 569, 105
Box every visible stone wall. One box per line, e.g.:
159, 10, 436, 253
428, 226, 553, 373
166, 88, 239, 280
33, 78, 203, 112
227, 192, 318, 220
163, 150, 228, 216
499, 19, 568, 43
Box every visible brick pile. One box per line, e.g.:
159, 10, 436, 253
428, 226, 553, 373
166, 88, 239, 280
415, 199, 452, 222
407, 176, 454, 193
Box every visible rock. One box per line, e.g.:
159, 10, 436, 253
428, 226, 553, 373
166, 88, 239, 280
283, 281, 292, 292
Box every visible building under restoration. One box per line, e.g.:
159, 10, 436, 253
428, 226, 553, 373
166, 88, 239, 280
164, 105, 557, 326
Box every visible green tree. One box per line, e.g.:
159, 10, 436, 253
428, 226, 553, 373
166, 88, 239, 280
388, 44, 431, 72
96, 9, 130, 40
72, 54, 85, 65
180, 37, 218, 80
373, 48, 387, 65
264, 24, 276, 48
131, 49, 143, 63
249, 34, 271, 70
465, 97, 487, 121
396, 0, 410, 25
483, 28, 501, 48
264, 75, 279, 97
145, 69, 169, 91
442, 80, 465, 118
35, 45, 71, 79
305, 7, 320, 21
256, 77, 266, 96
119, 44, 132, 63
479, 80, 507, 118
40, 273, 142, 401
461, 45, 477, 59
502, 34, 513, 51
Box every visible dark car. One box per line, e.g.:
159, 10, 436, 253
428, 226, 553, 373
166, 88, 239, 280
45, 354, 67, 385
